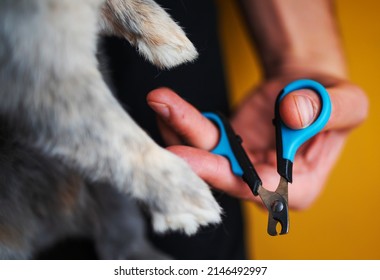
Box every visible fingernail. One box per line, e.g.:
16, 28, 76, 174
293, 95, 316, 128
149, 102, 170, 119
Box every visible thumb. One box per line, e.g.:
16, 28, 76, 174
279, 83, 369, 131
279, 89, 320, 129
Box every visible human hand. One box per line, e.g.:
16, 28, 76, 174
231, 75, 368, 209
147, 76, 368, 209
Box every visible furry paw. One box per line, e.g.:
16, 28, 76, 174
151, 210, 221, 236
101, 0, 198, 68
132, 146, 222, 235
134, 25, 198, 69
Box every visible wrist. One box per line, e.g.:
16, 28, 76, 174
263, 52, 348, 80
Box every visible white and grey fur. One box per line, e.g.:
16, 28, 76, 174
0, 0, 221, 259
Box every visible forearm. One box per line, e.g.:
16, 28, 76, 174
238, 0, 347, 79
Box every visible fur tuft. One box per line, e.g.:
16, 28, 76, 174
100, 0, 198, 68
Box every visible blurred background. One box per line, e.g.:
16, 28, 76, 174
217, 0, 380, 259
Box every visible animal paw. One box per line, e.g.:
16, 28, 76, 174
101, 0, 198, 68
132, 146, 222, 235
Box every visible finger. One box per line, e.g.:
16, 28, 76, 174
279, 82, 369, 131
156, 117, 183, 146
292, 131, 347, 209
167, 145, 256, 201
325, 83, 369, 130
147, 87, 219, 150
279, 89, 320, 129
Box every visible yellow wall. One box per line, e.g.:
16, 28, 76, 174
217, 0, 380, 259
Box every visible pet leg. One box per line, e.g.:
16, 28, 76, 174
50, 80, 222, 235
99, 0, 198, 68
2, 69, 221, 235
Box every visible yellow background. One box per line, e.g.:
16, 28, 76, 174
217, 0, 380, 259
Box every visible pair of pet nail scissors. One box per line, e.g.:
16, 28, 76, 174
203, 79, 331, 236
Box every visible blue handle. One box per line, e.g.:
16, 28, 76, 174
202, 112, 244, 176
277, 79, 332, 162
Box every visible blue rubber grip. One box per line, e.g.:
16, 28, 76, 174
202, 112, 244, 176
277, 79, 332, 162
